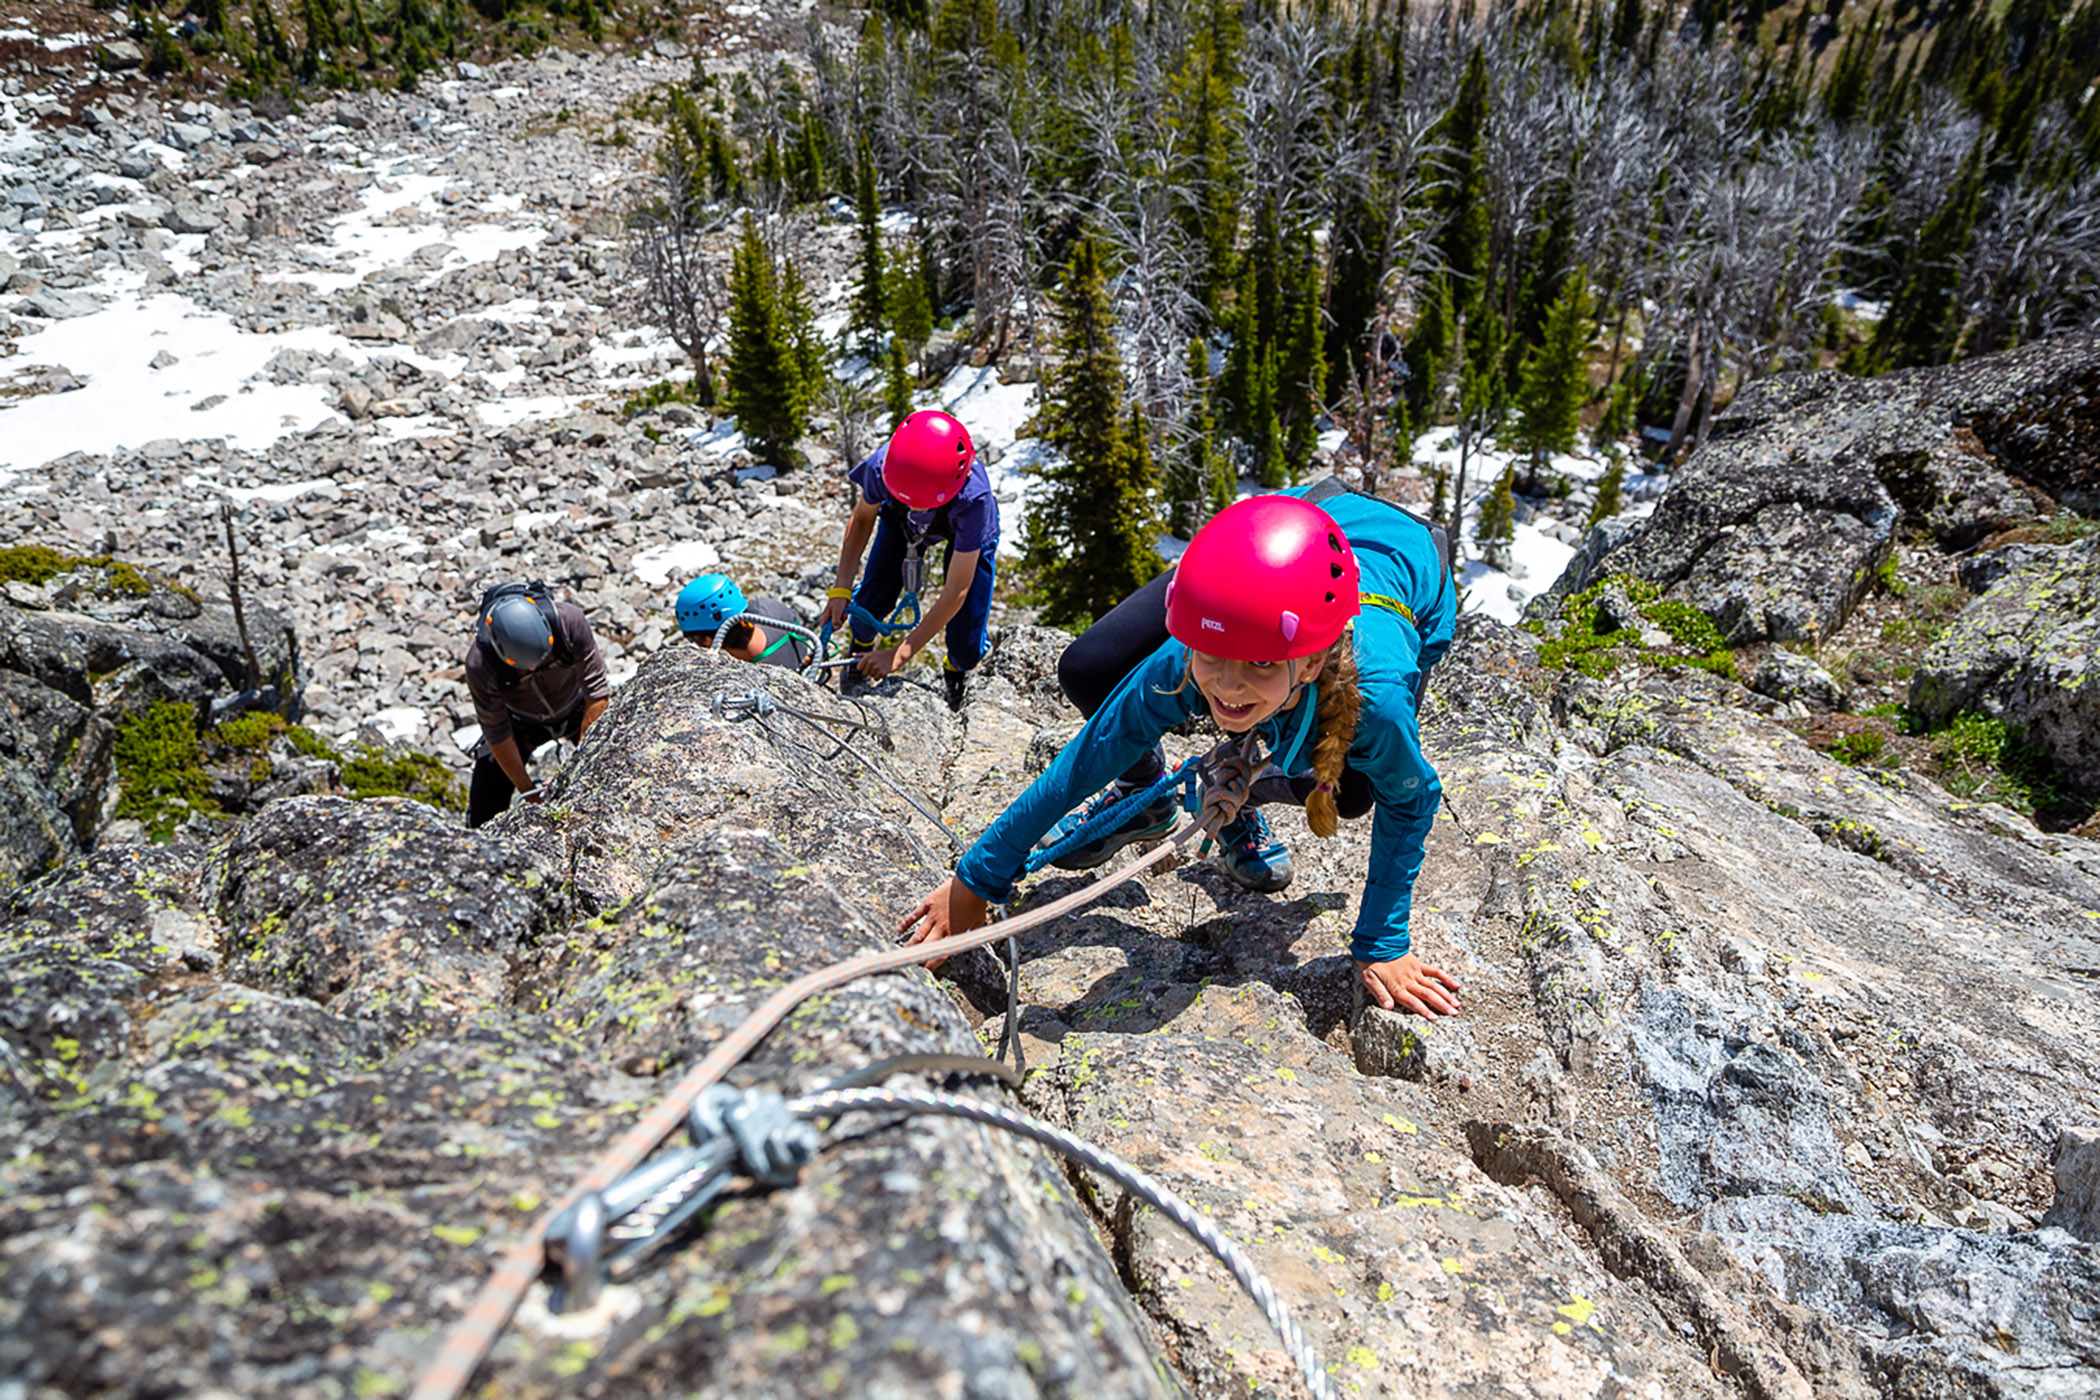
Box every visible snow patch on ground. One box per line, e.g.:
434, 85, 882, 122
934, 362, 1039, 557
368, 706, 427, 743
1407, 428, 1667, 625
630, 538, 720, 586
0, 288, 353, 469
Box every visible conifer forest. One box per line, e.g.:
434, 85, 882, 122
122, 0, 2100, 599
637, 0, 2098, 598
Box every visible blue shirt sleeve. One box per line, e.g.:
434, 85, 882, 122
849, 448, 889, 507
1349, 679, 1441, 963
955, 640, 1199, 903
947, 490, 992, 557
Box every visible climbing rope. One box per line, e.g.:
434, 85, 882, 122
540, 1081, 1335, 1400
713, 689, 962, 856
712, 686, 1022, 1078
411, 814, 1217, 1400
814, 588, 924, 668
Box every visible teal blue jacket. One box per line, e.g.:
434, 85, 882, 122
955, 490, 1454, 962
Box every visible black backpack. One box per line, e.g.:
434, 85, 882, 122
477, 579, 575, 684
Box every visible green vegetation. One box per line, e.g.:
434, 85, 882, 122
620, 378, 702, 419
1525, 574, 1737, 680
115, 702, 217, 840
1585, 457, 1625, 532
0, 545, 160, 597
129, 709, 474, 816
337, 747, 467, 809
722, 214, 825, 468
1915, 711, 2067, 820
1020, 235, 1161, 629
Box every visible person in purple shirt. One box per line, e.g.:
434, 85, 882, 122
817, 410, 1000, 711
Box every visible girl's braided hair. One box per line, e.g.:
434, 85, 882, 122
1305, 638, 1361, 839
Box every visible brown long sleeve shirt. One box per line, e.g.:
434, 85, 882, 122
463, 600, 610, 746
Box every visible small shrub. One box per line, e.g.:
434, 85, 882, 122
621, 377, 699, 418
1881, 617, 1947, 646
338, 747, 467, 811
0, 545, 73, 584
1828, 728, 1887, 766
286, 726, 340, 761
2043, 512, 2100, 545
212, 712, 288, 752
114, 702, 217, 840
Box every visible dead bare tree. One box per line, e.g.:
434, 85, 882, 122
220, 500, 261, 695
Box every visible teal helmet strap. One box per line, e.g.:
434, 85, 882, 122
1274, 678, 1317, 777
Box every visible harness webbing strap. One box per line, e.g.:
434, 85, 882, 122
1358, 590, 1418, 625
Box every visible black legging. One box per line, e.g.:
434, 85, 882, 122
468, 708, 583, 828
1055, 569, 1374, 818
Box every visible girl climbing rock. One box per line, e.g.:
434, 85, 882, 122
817, 410, 999, 711
900, 488, 1464, 1021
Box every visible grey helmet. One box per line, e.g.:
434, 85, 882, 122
479, 592, 556, 673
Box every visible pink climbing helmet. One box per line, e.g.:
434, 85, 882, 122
1166, 495, 1361, 662
881, 410, 975, 509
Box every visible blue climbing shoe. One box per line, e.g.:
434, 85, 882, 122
1041, 783, 1180, 871
1216, 808, 1293, 893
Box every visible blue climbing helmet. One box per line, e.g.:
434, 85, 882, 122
675, 573, 747, 635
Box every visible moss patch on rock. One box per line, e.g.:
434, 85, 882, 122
0, 544, 190, 600
114, 701, 218, 839
1525, 574, 1738, 680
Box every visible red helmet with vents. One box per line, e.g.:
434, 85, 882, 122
881, 410, 975, 509
1164, 495, 1360, 662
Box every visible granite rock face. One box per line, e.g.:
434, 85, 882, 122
1909, 533, 2100, 791
0, 652, 1177, 1400
0, 579, 300, 883
1582, 331, 2099, 644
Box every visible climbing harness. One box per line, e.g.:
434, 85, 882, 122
412, 803, 1254, 1400
541, 1081, 1336, 1400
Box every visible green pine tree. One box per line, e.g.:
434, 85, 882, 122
1168, 336, 1230, 537
1278, 235, 1325, 477
884, 243, 933, 357
1253, 346, 1287, 488
1585, 457, 1626, 531
1511, 269, 1594, 488
1507, 181, 1575, 384
724, 215, 821, 468
1476, 464, 1517, 552
254, 0, 294, 68
884, 338, 914, 428
299, 0, 340, 82
143, 11, 190, 76
344, 0, 376, 62
1324, 181, 1387, 401
1022, 236, 1160, 628
1403, 274, 1454, 427
1434, 46, 1492, 312
1220, 258, 1260, 440
850, 141, 886, 350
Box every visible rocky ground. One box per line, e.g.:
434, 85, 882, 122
4, 9, 2100, 1400
0, 22, 913, 771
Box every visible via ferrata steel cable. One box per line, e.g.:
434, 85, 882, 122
409, 815, 1218, 1400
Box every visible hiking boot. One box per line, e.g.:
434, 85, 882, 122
1215, 807, 1292, 893
944, 666, 967, 712
1041, 782, 1180, 871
